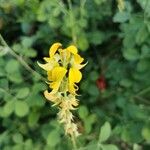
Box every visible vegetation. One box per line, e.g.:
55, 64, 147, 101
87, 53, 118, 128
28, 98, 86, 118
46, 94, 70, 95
0, 0, 150, 150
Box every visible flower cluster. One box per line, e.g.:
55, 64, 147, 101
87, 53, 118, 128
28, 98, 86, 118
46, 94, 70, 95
38, 43, 86, 137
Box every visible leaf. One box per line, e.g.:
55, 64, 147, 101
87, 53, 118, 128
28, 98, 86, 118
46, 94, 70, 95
0, 78, 8, 89
78, 106, 89, 119
123, 48, 140, 61
137, 59, 149, 72
4, 100, 15, 116
119, 79, 132, 87
113, 12, 130, 23
89, 71, 99, 81
21, 37, 34, 48
15, 101, 29, 117
84, 114, 96, 134
101, 144, 119, 150
5, 59, 20, 73
142, 127, 150, 143
136, 25, 148, 45
88, 85, 99, 96
77, 35, 89, 51
28, 111, 40, 127
7, 72, 23, 84
47, 131, 60, 147
99, 122, 111, 143
16, 87, 30, 99
137, 0, 150, 17
12, 133, 23, 144
89, 31, 104, 45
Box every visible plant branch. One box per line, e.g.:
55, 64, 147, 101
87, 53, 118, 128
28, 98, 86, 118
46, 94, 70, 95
0, 34, 46, 81
67, 0, 77, 45
71, 133, 78, 150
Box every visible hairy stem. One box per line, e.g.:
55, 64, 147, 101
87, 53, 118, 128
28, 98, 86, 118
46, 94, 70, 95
71, 132, 78, 150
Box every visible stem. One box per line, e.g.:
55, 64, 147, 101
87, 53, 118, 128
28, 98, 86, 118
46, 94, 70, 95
133, 96, 150, 105
67, 0, 77, 45
136, 86, 150, 96
0, 34, 46, 81
71, 133, 78, 150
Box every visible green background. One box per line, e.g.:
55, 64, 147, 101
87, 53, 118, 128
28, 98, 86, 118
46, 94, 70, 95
0, 0, 150, 149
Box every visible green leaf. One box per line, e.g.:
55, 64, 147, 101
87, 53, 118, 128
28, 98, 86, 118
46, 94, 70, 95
16, 87, 30, 99
77, 35, 89, 51
5, 59, 20, 73
85, 143, 98, 150
123, 48, 140, 61
101, 144, 119, 150
89, 71, 99, 81
15, 101, 29, 117
4, 100, 15, 116
28, 111, 40, 127
136, 25, 148, 45
142, 127, 150, 143
137, 59, 149, 72
89, 31, 104, 45
7, 72, 23, 84
47, 131, 60, 147
88, 85, 99, 96
12, 133, 23, 144
12, 144, 23, 150
21, 37, 34, 48
84, 114, 96, 134
119, 79, 132, 87
78, 106, 89, 119
26, 94, 45, 107
99, 122, 111, 143
137, 0, 150, 16
113, 12, 130, 23
0, 79, 8, 89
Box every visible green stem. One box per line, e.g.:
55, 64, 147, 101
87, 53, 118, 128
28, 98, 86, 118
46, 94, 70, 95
0, 34, 46, 81
136, 86, 150, 96
71, 133, 78, 150
67, 0, 77, 45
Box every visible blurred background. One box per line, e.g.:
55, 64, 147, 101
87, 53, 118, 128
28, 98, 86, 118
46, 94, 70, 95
0, 0, 150, 150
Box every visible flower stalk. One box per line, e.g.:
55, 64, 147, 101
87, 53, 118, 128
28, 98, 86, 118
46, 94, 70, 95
38, 43, 86, 148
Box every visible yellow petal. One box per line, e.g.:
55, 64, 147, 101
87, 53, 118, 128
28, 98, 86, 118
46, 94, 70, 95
49, 42, 62, 58
68, 83, 75, 94
52, 67, 67, 81
60, 49, 70, 61
37, 61, 53, 71
50, 81, 61, 91
68, 68, 82, 94
48, 67, 67, 92
44, 90, 57, 102
74, 62, 87, 70
74, 54, 84, 64
69, 68, 82, 83
43, 57, 51, 62
47, 71, 52, 81
67, 45, 78, 54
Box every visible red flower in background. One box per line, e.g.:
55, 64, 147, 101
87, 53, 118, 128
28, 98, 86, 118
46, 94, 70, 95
96, 75, 106, 91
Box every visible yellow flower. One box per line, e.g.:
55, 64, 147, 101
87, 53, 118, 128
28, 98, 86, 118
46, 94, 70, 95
37, 58, 59, 71
68, 68, 82, 94
38, 42, 86, 94
37, 43, 62, 71
117, 0, 125, 12
49, 42, 62, 58
47, 66, 67, 93
66, 45, 78, 54
38, 42, 86, 138
44, 90, 62, 106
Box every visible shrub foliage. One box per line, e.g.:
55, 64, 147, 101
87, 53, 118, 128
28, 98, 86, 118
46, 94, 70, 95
0, 0, 150, 149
